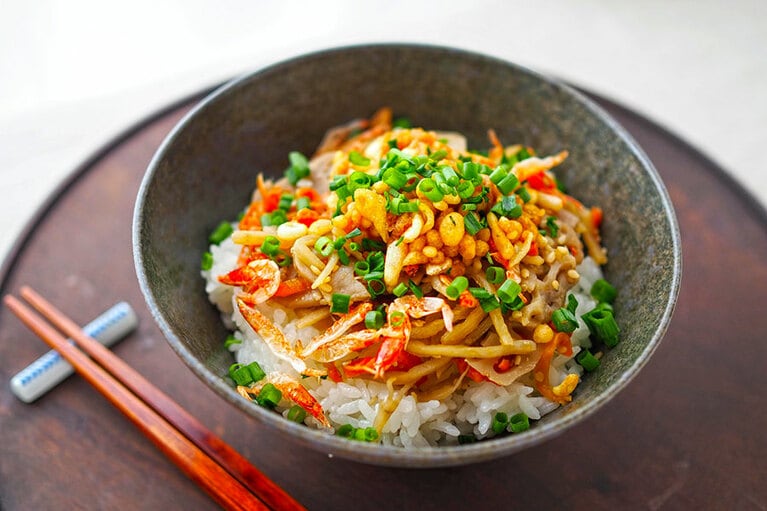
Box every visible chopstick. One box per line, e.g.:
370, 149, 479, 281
4, 286, 306, 511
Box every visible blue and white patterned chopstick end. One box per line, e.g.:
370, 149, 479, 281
10, 302, 139, 403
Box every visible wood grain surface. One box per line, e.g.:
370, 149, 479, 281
0, 94, 765, 511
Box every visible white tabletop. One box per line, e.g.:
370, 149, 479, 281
1, 0, 765, 266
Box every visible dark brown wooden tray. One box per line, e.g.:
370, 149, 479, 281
1, 89, 765, 510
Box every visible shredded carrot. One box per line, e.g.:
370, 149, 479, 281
458, 290, 478, 308
487, 129, 504, 164
493, 356, 515, 373
342, 356, 377, 378
294, 208, 320, 227
533, 332, 573, 404
527, 241, 538, 257
454, 359, 489, 383
326, 363, 343, 383
273, 278, 311, 297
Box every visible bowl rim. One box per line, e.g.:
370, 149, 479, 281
133, 42, 682, 467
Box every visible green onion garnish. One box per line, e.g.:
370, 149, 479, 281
201, 251, 213, 271
336, 424, 355, 437
508, 412, 530, 433
445, 276, 469, 300
479, 296, 501, 312
349, 150, 371, 166
497, 173, 520, 195
491, 195, 523, 219
551, 308, 578, 333
417, 178, 444, 202
354, 260, 370, 276
314, 236, 333, 257
228, 363, 253, 386
390, 311, 406, 327
337, 248, 350, 265
397, 201, 420, 214
287, 405, 307, 423
468, 287, 493, 300
545, 216, 559, 238
268, 209, 288, 226
408, 279, 424, 299
489, 165, 507, 185
492, 412, 509, 434
566, 293, 579, 314
295, 196, 311, 211
223, 334, 241, 348
208, 221, 233, 245
486, 266, 505, 285
582, 306, 620, 347
246, 361, 266, 382
347, 171, 373, 192
576, 349, 601, 372
393, 282, 408, 297
260, 236, 281, 257
382, 168, 407, 190
392, 117, 411, 128
497, 279, 522, 305
331, 293, 351, 314
366, 278, 386, 297
365, 310, 384, 329
517, 186, 532, 203
278, 194, 293, 211
464, 212, 483, 236
591, 279, 617, 304
256, 383, 282, 408
285, 151, 310, 185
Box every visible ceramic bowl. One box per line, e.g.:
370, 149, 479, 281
133, 44, 681, 467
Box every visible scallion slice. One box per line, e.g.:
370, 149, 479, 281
486, 266, 505, 285
365, 310, 384, 329
201, 251, 213, 271
331, 293, 351, 314
349, 150, 371, 166
575, 349, 600, 372
591, 278, 617, 304
314, 236, 334, 257
582, 306, 620, 347
497, 279, 521, 305
260, 236, 281, 257
295, 196, 311, 211
508, 412, 530, 433
417, 178, 444, 202
551, 308, 578, 333
464, 212, 483, 236
256, 383, 282, 408
393, 282, 408, 297
287, 405, 307, 423
492, 412, 509, 434
208, 221, 233, 245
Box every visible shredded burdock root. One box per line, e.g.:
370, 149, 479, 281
213, 107, 610, 433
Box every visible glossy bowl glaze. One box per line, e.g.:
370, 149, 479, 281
133, 44, 681, 467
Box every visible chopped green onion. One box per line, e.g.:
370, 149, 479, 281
260, 236, 281, 257
591, 279, 617, 304
566, 293, 579, 314
497, 279, 522, 304
336, 424, 355, 437
337, 248, 350, 265
545, 216, 559, 238
517, 186, 532, 203
349, 242, 360, 252
362, 239, 385, 252
479, 296, 501, 312
445, 276, 469, 300
464, 212, 483, 235
314, 236, 333, 257
345, 228, 362, 239
417, 178, 444, 202
228, 363, 252, 386
268, 209, 288, 226
582, 307, 620, 347
347, 171, 373, 192
201, 251, 213, 271
247, 361, 266, 382
393, 282, 408, 297
397, 201, 420, 214
576, 349, 601, 372
287, 405, 307, 423
492, 412, 509, 434
363, 270, 385, 281
365, 310, 384, 329
408, 279, 424, 299
223, 334, 241, 348
329, 175, 347, 191
468, 287, 493, 300
353, 427, 379, 442
393, 117, 411, 128
390, 311, 406, 327
331, 293, 351, 314
440, 166, 460, 186
491, 195, 523, 218
461, 203, 478, 211
354, 260, 370, 276
278, 194, 294, 211
486, 266, 505, 285
349, 150, 371, 166
516, 147, 531, 160
209, 221, 233, 245
256, 383, 282, 408
366, 278, 386, 297
497, 173, 520, 195
551, 308, 578, 333
429, 149, 447, 161
366, 251, 385, 271
285, 151, 310, 185
508, 412, 530, 433
456, 180, 475, 199
461, 161, 480, 182
295, 196, 311, 211
333, 237, 346, 250
489, 165, 507, 185
382, 168, 407, 190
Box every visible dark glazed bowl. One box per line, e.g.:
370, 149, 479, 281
133, 44, 681, 468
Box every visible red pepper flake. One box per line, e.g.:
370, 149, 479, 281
325, 363, 343, 383
527, 240, 538, 257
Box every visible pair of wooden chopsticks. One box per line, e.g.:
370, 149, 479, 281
4, 286, 306, 511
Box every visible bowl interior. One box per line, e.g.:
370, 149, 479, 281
134, 44, 681, 467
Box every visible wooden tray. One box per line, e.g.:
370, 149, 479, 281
1, 89, 765, 510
